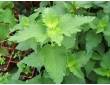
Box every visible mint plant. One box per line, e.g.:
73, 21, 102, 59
1, 1, 110, 84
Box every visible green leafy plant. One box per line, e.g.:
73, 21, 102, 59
1, 1, 110, 84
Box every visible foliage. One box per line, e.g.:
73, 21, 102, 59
0, 55, 5, 65
1, 1, 110, 84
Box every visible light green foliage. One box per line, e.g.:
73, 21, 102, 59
9, 6, 95, 46
1, 1, 110, 84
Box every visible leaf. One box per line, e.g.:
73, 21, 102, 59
91, 51, 103, 61
39, 45, 67, 83
26, 75, 54, 84
98, 77, 110, 84
94, 68, 110, 77
42, 8, 60, 29
63, 73, 85, 84
70, 66, 84, 79
20, 52, 44, 68
76, 51, 92, 67
84, 60, 95, 76
86, 30, 102, 53
62, 34, 76, 49
9, 23, 47, 43
101, 50, 110, 69
0, 23, 9, 40
16, 38, 37, 51
67, 51, 91, 79
0, 2, 14, 9
0, 9, 16, 27
104, 35, 110, 47
60, 14, 95, 36
47, 28, 63, 46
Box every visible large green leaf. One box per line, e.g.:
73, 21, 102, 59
60, 14, 95, 36
39, 45, 67, 83
9, 23, 47, 43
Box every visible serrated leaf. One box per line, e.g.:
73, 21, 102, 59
16, 38, 37, 51
67, 51, 91, 79
20, 52, 44, 68
60, 14, 95, 36
9, 23, 47, 43
39, 45, 67, 83
42, 8, 60, 29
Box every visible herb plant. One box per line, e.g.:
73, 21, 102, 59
1, 1, 110, 84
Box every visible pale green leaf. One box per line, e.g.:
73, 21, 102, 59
60, 14, 95, 36
20, 52, 44, 68
39, 45, 67, 83
9, 23, 47, 43
16, 38, 37, 51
